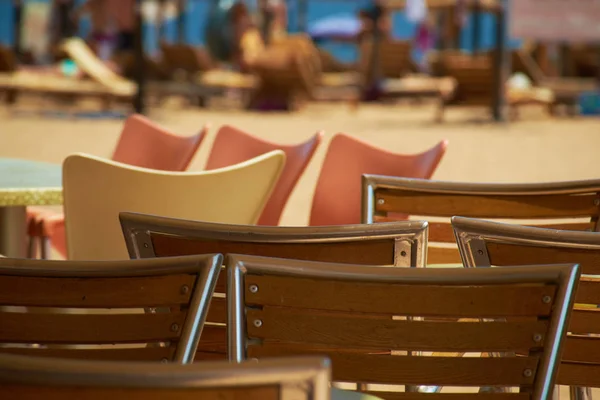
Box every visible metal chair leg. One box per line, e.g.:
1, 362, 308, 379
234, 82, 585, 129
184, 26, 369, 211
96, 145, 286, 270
27, 235, 37, 258
570, 386, 593, 400
40, 237, 51, 260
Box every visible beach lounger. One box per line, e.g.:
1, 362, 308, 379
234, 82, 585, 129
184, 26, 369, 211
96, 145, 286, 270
513, 49, 598, 115
433, 51, 554, 121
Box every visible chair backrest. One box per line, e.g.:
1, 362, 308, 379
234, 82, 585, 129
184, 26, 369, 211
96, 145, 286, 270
227, 254, 578, 400
112, 114, 206, 171
311, 134, 448, 226
0, 45, 17, 72
160, 42, 214, 75
363, 176, 600, 264
0, 353, 330, 400
63, 151, 285, 260
60, 37, 135, 95
0, 254, 221, 363
359, 39, 415, 79
120, 212, 428, 360
205, 125, 323, 225
452, 216, 600, 389
434, 51, 494, 104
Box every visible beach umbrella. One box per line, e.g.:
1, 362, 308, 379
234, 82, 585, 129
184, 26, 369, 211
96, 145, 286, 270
308, 14, 362, 41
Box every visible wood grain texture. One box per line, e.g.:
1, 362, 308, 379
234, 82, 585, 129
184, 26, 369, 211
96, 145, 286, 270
0, 386, 279, 400
0, 274, 195, 308
206, 297, 227, 324
248, 345, 539, 386
0, 312, 186, 344
362, 392, 530, 400
569, 309, 600, 334
375, 189, 599, 219
151, 234, 396, 265
427, 246, 462, 265
0, 346, 175, 362
574, 277, 600, 304
562, 336, 600, 364
246, 306, 548, 352
486, 242, 600, 275
244, 275, 556, 317
558, 362, 600, 387
195, 325, 227, 358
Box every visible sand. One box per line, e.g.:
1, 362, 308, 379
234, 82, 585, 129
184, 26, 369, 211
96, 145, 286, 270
2, 100, 600, 226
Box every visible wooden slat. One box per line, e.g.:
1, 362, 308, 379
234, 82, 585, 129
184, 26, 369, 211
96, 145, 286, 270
151, 234, 396, 265
197, 325, 227, 356
246, 306, 548, 352
562, 335, 600, 364
245, 275, 555, 317
575, 277, 600, 304
206, 297, 227, 324
569, 309, 600, 334
0, 312, 186, 343
428, 221, 593, 244
427, 246, 462, 265
0, 346, 175, 362
486, 242, 600, 275
363, 392, 529, 400
248, 345, 539, 386
558, 362, 600, 387
0, 386, 279, 400
0, 274, 196, 308
375, 190, 599, 219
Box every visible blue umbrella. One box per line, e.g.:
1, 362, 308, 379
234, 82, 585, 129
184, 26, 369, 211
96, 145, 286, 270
308, 14, 362, 41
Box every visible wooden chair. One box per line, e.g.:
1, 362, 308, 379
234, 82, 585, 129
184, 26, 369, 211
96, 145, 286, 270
0, 254, 221, 363
311, 135, 448, 226
226, 254, 578, 399
205, 125, 323, 226
452, 216, 600, 399
362, 176, 600, 265
120, 211, 428, 360
63, 151, 285, 260
0, 353, 331, 400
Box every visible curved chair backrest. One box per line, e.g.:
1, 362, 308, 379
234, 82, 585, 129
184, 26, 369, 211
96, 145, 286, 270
205, 125, 323, 225
310, 134, 448, 226
227, 254, 578, 400
120, 212, 428, 360
112, 114, 206, 171
0, 254, 221, 363
0, 353, 330, 400
363, 177, 600, 264
63, 151, 285, 261
452, 216, 600, 390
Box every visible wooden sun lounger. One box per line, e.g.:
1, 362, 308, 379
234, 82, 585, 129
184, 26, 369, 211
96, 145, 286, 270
432, 51, 555, 121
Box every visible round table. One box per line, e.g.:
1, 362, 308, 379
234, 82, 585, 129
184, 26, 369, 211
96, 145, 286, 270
0, 158, 62, 258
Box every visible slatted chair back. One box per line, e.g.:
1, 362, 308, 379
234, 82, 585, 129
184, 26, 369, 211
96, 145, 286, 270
434, 51, 495, 105
363, 175, 600, 265
453, 216, 600, 389
120, 211, 428, 361
227, 254, 578, 400
0, 353, 331, 400
0, 254, 222, 363
359, 39, 416, 79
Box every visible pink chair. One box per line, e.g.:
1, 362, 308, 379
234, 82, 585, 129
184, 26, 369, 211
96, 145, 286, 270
309, 134, 448, 226
205, 125, 323, 226
28, 114, 208, 259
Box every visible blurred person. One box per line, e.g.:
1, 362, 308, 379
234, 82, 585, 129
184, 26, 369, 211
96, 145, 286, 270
72, 0, 117, 60
357, 0, 391, 42
106, 0, 137, 55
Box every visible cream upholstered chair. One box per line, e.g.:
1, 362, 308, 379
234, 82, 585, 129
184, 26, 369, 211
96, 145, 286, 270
63, 151, 285, 261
